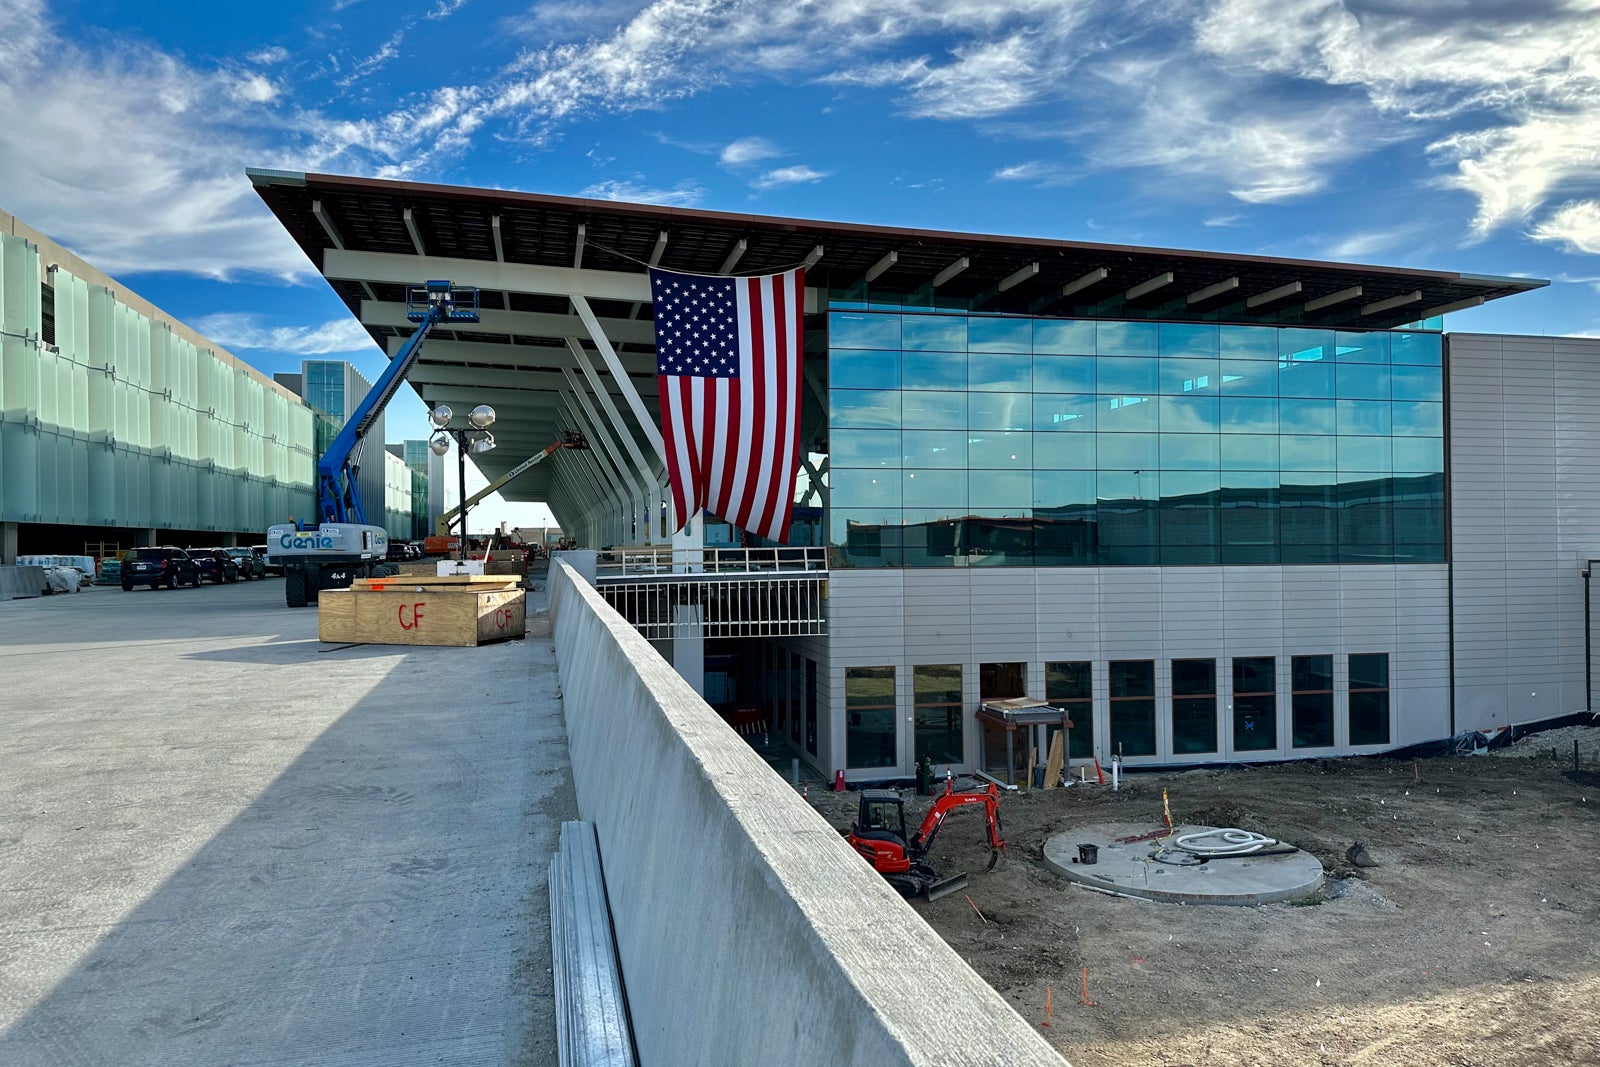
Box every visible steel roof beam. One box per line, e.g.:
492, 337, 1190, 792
362, 300, 657, 344
998, 262, 1040, 292
402, 208, 426, 256
323, 249, 652, 302
931, 257, 969, 288
1187, 277, 1239, 304
1302, 285, 1362, 313
719, 238, 748, 275
1125, 272, 1174, 300
1246, 280, 1303, 308
1360, 290, 1422, 316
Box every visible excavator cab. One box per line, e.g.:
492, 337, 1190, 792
853, 790, 908, 847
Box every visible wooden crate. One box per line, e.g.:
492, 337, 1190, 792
318, 575, 526, 647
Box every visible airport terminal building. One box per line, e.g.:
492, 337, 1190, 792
249, 170, 1595, 779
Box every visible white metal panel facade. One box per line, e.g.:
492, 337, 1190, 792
1447, 334, 1600, 731
825, 563, 1447, 778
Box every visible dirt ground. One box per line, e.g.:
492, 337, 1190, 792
808, 725, 1600, 1067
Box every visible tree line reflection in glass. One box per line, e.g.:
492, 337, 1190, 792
827, 313, 1444, 567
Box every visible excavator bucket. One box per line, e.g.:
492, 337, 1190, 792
925, 871, 969, 901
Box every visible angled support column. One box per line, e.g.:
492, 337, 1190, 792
559, 401, 628, 544
562, 366, 650, 545
568, 339, 665, 544
560, 390, 633, 545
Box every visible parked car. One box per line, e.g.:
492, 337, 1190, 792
226, 546, 266, 580
249, 545, 281, 576
121, 547, 202, 590
192, 548, 240, 583
386, 541, 412, 562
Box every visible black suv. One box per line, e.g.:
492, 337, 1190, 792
192, 548, 240, 584
121, 547, 203, 590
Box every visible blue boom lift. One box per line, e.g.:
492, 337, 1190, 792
267, 281, 480, 607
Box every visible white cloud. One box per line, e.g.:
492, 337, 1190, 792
337, 28, 403, 87
1531, 201, 1600, 256
189, 313, 376, 356
578, 177, 705, 206
426, 0, 467, 19
751, 165, 829, 190
246, 46, 289, 65
228, 73, 277, 103
718, 136, 780, 166
1203, 214, 1243, 228
1323, 224, 1425, 261
991, 160, 1075, 186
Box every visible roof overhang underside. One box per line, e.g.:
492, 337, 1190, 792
248, 168, 1546, 511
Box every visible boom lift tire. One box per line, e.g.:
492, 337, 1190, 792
285, 568, 307, 608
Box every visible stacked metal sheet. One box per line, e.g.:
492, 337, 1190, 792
549, 821, 636, 1067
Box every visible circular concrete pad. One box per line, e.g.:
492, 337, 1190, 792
1043, 824, 1324, 906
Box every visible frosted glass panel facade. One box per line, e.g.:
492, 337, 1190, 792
0, 233, 315, 531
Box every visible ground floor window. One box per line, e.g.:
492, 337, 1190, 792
846, 666, 896, 769
1292, 654, 1335, 748
1232, 657, 1276, 751
1348, 653, 1390, 746
1109, 660, 1156, 757
1172, 658, 1218, 755
1045, 661, 1093, 758
913, 664, 963, 765
980, 661, 1026, 700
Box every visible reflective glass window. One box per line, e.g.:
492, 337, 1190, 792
1221, 360, 1277, 396
969, 392, 1031, 430
1160, 358, 1221, 396
1221, 471, 1279, 562
1280, 435, 1337, 470
1336, 363, 1390, 400
1393, 437, 1444, 472
970, 353, 1032, 391
969, 469, 1031, 513
1044, 661, 1094, 758
1109, 660, 1157, 756
913, 664, 964, 766
968, 318, 1033, 353
1172, 658, 1218, 755
1161, 434, 1219, 471
1339, 436, 1392, 472
1160, 472, 1220, 550
1280, 475, 1338, 549
830, 510, 903, 567
831, 312, 899, 350
1220, 325, 1278, 360
901, 351, 967, 390
1034, 433, 1096, 469
901, 391, 965, 429
831, 429, 900, 468
832, 349, 900, 390
1098, 394, 1158, 432
1099, 432, 1159, 470
1336, 332, 1389, 364
1280, 328, 1333, 364
1097, 321, 1157, 357
902, 429, 966, 467
901, 315, 966, 351
831, 389, 900, 428
1033, 319, 1096, 355
845, 666, 897, 769
1034, 470, 1096, 509
1221, 396, 1278, 433
1232, 657, 1277, 751
1279, 360, 1335, 398
1034, 393, 1097, 432
1279, 398, 1336, 435
1391, 332, 1442, 366
1160, 395, 1220, 434
1392, 401, 1444, 437
1338, 399, 1392, 436
968, 431, 1031, 468
832, 468, 902, 508
903, 469, 965, 509
1391, 365, 1443, 402
1097, 472, 1159, 549
1097, 355, 1159, 394
1221, 435, 1278, 471
1160, 323, 1219, 358
1033, 354, 1096, 392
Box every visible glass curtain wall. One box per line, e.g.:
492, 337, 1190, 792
828, 313, 1444, 568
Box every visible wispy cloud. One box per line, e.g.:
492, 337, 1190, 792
751, 165, 829, 191
991, 160, 1076, 186
1203, 214, 1243, 228
426, 0, 468, 19
336, 28, 403, 88
1531, 201, 1600, 256
190, 313, 376, 355
246, 46, 289, 65
1323, 224, 1425, 262
718, 136, 781, 166
578, 177, 704, 206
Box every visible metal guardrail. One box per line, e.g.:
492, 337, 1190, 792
595, 545, 827, 579
550, 821, 637, 1067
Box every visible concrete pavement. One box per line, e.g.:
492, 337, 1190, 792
0, 578, 574, 1065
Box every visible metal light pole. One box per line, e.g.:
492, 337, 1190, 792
428, 404, 497, 563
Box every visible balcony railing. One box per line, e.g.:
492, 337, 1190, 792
595, 545, 827, 579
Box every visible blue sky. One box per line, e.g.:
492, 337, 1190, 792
4, 0, 1600, 527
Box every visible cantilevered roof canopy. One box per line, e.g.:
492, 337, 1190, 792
248, 167, 1546, 517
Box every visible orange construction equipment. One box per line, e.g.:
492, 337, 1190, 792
846, 778, 1005, 900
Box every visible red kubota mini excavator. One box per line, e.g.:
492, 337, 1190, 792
847, 778, 1005, 900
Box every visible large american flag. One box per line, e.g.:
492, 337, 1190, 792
651, 266, 804, 543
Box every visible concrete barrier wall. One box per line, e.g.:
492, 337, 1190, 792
0, 566, 45, 601
549, 560, 1064, 1067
